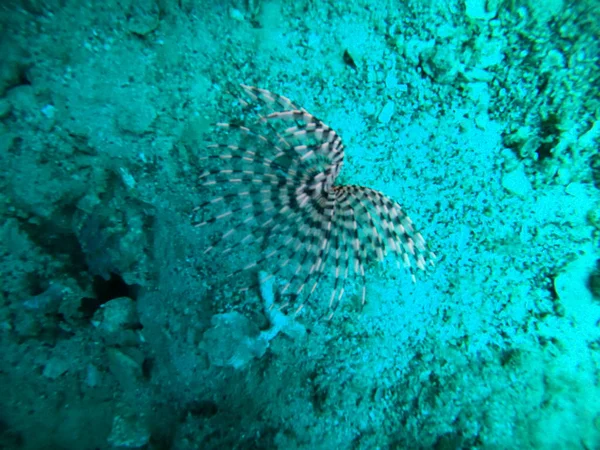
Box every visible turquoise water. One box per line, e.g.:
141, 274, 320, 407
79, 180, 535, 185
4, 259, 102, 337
0, 0, 599, 449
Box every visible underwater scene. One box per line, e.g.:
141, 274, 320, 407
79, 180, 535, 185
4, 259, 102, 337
0, 0, 599, 448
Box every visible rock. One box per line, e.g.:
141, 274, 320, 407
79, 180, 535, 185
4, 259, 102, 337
127, 0, 159, 36
107, 413, 150, 448
93, 297, 140, 346
43, 356, 70, 379
502, 165, 532, 198
200, 312, 267, 369
0, 97, 11, 118
378, 100, 395, 124
107, 348, 144, 390
86, 364, 101, 387
465, 0, 495, 20
117, 102, 157, 135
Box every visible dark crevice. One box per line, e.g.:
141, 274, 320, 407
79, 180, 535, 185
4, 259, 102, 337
79, 273, 139, 318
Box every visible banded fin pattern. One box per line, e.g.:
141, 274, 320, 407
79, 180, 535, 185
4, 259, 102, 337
193, 85, 435, 318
